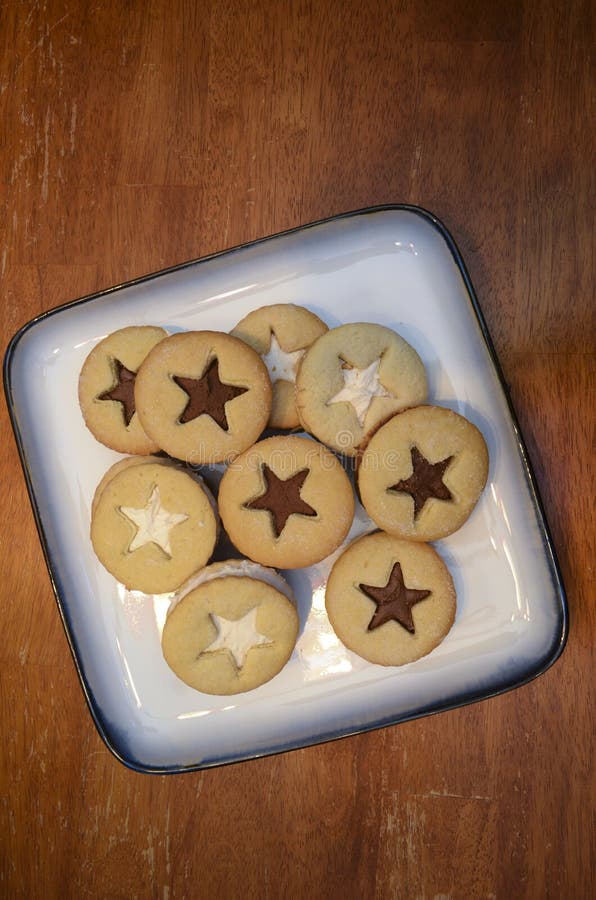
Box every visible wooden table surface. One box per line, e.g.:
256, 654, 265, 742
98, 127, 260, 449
1, 1, 593, 897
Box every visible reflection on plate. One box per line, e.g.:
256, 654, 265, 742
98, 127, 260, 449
4, 206, 567, 773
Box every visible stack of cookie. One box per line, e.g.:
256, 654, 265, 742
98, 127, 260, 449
79, 303, 488, 694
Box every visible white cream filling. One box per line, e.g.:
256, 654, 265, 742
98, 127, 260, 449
261, 333, 304, 384
203, 607, 271, 669
119, 484, 189, 557
326, 357, 392, 426
169, 559, 294, 613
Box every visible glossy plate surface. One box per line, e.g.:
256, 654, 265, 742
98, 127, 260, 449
4, 206, 567, 773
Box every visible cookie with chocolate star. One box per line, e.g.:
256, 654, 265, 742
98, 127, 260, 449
230, 303, 328, 429
162, 559, 299, 694
218, 435, 355, 569
91, 460, 218, 594
325, 531, 456, 666
295, 322, 427, 457
358, 405, 489, 541
134, 331, 272, 464
79, 325, 168, 454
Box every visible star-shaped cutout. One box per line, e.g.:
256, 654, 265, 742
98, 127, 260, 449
119, 484, 189, 557
389, 446, 454, 517
202, 607, 271, 669
326, 357, 392, 427
173, 358, 248, 431
261, 332, 304, 384
244, 464, 317, 538
98, 359, 137, 426
359, 561, 431, 633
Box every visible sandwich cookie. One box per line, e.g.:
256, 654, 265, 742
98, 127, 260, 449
91, 460, 218, 594
358, 405, 489, 541
218, 435, 355, 569
162, 559, 299, 694
79, 325, 168, 454
295, 322, 427, 456
231, 303, 328, 429
325, 531, 456, 666
134, 331, 272, 463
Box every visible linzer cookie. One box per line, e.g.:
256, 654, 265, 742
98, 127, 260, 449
79, 325, 168, 454
358, 405, 489, 541
162, 559, 299, 694
218, 435, 354, 568
91, 460, 218, 594
325, 531, 456, 666
134, 331, 272, 463
295, 322, 427, 456
230, 303, 328, 429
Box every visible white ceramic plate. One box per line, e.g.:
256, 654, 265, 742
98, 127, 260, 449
4, 206, 567, 773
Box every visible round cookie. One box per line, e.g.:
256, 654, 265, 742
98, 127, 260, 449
230, 303, 328, 429
358, 405, 489, 541
325, 531, 456, 666
91, 461, 218, 594
295, 322, 428, 457
162, 559, 299, 694
79, 325, 168, 454
134, 331, 272, 464
218, 435, 355, 569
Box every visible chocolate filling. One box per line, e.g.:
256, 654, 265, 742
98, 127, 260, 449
97, 359, 137, 427
359, 561, 431, 633
388, 445, 453, 517
243, 464, 317, 538
173, 358, 248, 431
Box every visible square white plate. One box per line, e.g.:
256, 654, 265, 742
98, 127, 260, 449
4, 206, 567, 772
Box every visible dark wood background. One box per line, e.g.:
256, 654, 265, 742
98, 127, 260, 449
1, 1, 593, 897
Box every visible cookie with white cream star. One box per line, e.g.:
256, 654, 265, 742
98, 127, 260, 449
231, 303, 328, 429
90, 460, 218, 594
295, 322, 428, 456
162, 559, 299, 694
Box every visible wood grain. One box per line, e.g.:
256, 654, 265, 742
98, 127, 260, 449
1, 1, 593, 897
